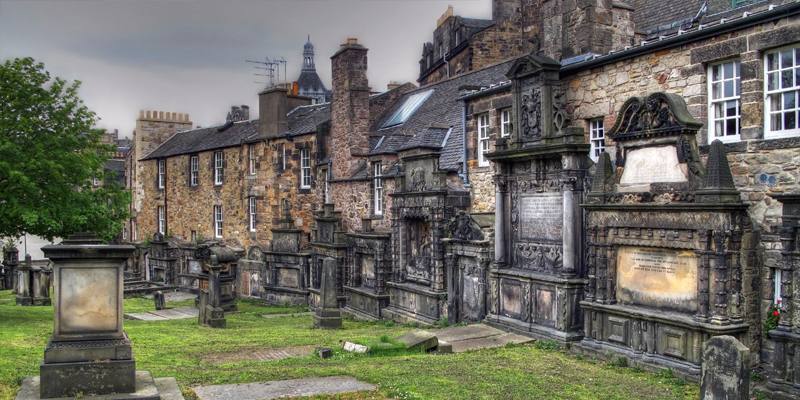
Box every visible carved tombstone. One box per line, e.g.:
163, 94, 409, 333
443, 211, 493, 324
579, 93, 753, 379
153, 290, 166, 310
199, 255, 226, 328
700, 336, 750, 400
314, 258, 342, 329
485, 53, 589, 342
15, 254, 33, 306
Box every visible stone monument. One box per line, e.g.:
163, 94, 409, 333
3, 245, 19, 292
700, 335, 750, 400
15, 234, 184, 399
31, 261, 51, 306
577, 93, 754, 379
15, 254, 33, 306
199, 255, 226, 328
314, 257, 342, 329
484, 53, 590, 341
342, 217, 393, 320
263, 199, 312, 305
153, 290, 165, 310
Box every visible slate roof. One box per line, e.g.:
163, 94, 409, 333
286, 103, 330, 137
142, 119, 259, 160
369, 59, 513, 171
297, 70, 328, 93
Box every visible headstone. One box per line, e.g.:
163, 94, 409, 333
15, 254, 33, 305
396, 330, 439, 352
3, 246, 19, 292
39, 235, 137, 398
200, 255, 226, 328
700, 335, 750, 400
31, 262, 51, 306
154, 290, 166, 310
313, 258, 342, 329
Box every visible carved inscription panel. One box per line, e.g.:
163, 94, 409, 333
616, 247, 698, 313
518, 193, 563, 241
620, 145, 687, 186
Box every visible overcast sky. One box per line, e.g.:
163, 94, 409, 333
0, 0, 491, 137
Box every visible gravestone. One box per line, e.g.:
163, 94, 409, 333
314, 258, 342, 329
38, 235, 138, 398
15, 255, 33, 305
31, 262, 51, 306
153, 290, 166, 310
700, 336, 750, 400
3, 246, 19, 292
199, 255, 226, 328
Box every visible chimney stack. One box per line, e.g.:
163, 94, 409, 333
330, 37, 370, 179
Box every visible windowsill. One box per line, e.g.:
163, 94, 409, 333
764, 131, 800, 140
709, 134, 742, 144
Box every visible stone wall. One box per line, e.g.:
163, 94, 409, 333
330, 39, 370, 179
465, 90, 513, 213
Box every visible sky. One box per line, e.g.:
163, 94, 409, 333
0, 0, 491, 137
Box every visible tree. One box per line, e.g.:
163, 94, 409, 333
0, 57, 129, 241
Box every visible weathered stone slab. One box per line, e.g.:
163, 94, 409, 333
701, 336, 750, 400
448, 333, 532, 353
436, 324, 506, 343
396, 330, 438, 351
518, 193, 563, 241
261, 311, 313, 319
124, 307, 198, 321
619, 145, 687, 186
616, 246, 698, 312
343, 341, 369, 353
203, 345, 315, 364
192, 376, 376, 400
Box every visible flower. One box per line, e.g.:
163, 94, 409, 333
773, 310, 780, 317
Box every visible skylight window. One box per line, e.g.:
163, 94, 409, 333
381, 89, 433, 128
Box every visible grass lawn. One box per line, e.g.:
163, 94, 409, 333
0, 290, 698, 400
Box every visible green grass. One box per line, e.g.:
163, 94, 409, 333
0, 290, 698, 399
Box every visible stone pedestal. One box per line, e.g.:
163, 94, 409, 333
16, 255, 34, 306
39, 235, 136, 398
31, 263, 51, 306
314, 258, 342, 329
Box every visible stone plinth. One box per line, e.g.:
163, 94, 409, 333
314, 258, 342, 329
16, 255, 33, 306
199, 255, 226, 328
38, 235, 137, 399
31, 263, 51, 306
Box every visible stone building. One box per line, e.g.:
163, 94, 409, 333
128, 0, 800, 397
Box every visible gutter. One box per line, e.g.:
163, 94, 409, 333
561, 2, 800, 76
460, 98, 470, 188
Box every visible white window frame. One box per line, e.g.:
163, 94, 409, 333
774, 268, 783, 305
280, 143, 287, 171
373, 162, 383, 216
477, 113, 491, 167
248, 196, 257, 232
248, 144, 256, 175
707, 60, 741, 143
589, 118, 605, 162
765, 45, 800, 139
324, 168, 331, 203
157, 159, 165, 189
157, 206, 165, 235
213, 205, 223, 238
190, 155, 199, 187
300, 147, 311, 189
213, 151, 224, 185
500, 109, 512, 137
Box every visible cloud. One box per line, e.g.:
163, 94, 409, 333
0, 0, 491, 136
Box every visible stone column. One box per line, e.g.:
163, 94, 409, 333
561, 177, 578, 276
711, 231, 730, 324
202, 255, 226, 328
696, 230, 712, 322
494, 175, 507, 265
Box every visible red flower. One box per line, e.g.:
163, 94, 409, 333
773, 310, 780, 317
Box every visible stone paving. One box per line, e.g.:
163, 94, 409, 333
124, 306, 199, 321
436, 323, 533, 353
192, 376, 376, 400
203, 345, 316, 364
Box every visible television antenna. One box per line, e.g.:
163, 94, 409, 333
246, 56, 288, 87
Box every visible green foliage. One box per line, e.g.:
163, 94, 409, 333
764, 303, 781, 334
533, 339, 561, 351
0, 57, 129, 241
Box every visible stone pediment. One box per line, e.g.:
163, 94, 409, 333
608, 92, 702, 141
505, 54, 560, 80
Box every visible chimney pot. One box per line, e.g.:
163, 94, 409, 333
346, 37, 358, 45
